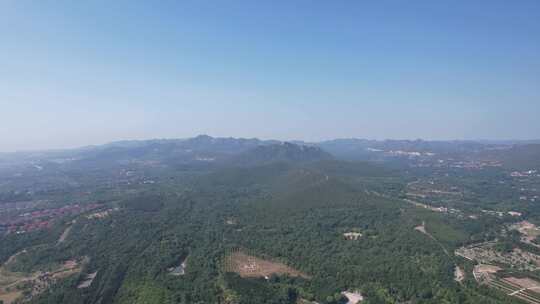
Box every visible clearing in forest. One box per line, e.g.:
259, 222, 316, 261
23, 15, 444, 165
510, 221, 540, 239
343, 232, 362, 240
223, 250, 310, 279
168, 256, 188, 276
454, 266, 465, 282
414, 222, 427, 234
472, 264, 501, 282
77, 271, 97, 289
341, 291, 364, 303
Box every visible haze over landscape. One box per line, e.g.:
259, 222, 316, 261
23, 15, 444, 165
1, 0, 540, 151
2, 2, 540, 304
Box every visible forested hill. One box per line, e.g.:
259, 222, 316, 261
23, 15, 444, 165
0, 154, 520, 304
2, 136, 540, 303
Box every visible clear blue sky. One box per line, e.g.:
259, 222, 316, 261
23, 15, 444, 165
1, 0, 539, 151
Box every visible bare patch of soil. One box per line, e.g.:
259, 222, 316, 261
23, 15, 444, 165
414, 224, 427, 234
224, 251, 309, 279
342, 291, 364, 303
454, 266, 465, 282
473, 264, 501, 282
77, 271, 97, 289
504, 277, 540, 290
0, 289, 22, 304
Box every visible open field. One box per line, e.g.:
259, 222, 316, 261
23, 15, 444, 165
223, 250, 309, 279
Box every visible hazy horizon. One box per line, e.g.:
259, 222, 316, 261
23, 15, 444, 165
2, 1, 539, 152
2, 134, 540, 154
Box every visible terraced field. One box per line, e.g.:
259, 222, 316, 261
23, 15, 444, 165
488, 277, 540, 304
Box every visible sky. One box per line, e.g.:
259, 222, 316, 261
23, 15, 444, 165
1, 0, 539, 151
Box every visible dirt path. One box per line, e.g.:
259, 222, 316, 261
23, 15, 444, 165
414, 221, 470, 288
57, 226, 72, 244
4, 250, 26, 267
414, 221, 450, 256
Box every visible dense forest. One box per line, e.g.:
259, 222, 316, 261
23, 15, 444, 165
1, 138, 539, 304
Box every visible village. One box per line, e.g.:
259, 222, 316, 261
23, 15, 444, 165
0, 253, 90, 304
0, 203, 103, 235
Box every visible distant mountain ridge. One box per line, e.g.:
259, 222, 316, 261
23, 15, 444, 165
1, 135, 540, 171
3, 135, 539, 156
231, 142, 333, 166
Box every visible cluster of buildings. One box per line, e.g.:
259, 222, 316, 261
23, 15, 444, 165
511, 170, 539, 177
411, 158, 503, 170
519, 195, 539, 202
446, 160, 503, 169
86, 207, 119, 219
480, 210, 523, 218
1, 203, 102, 235
385, 150, 436, 157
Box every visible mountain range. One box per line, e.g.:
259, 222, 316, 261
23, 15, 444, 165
1, 135, 540, 171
